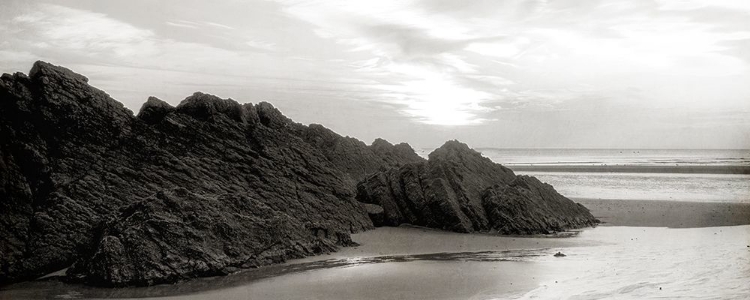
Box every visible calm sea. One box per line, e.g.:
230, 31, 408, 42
418, 148, 750, 203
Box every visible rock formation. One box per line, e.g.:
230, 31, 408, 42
355, 141, 598, 233
481, 176, 599, 234
0, 62, 417, 286
0, 61, 597, 287
293, 126, 424, 184
67, 189, 357, 286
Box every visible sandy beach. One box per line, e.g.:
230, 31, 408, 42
2, 198, 748, 300
0, 226, 593, 300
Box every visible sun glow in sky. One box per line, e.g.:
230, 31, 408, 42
1, 0, 749, 148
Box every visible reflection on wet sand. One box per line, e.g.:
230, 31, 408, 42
1, 249, 552, 299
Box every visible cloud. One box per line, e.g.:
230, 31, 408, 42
204, 21, 235, 30
8, 0, 747, 127
245, 39, 277, 51
1, 3, 311, 76
166, 20, 199, 29
272, 0, 517, 125
10, 4, 158, 58
0, 0, 748, 147
0, 2, 379, 115
272, 0, 750, 127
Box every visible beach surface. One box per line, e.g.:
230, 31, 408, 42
577, 198, 750, 228
1, 199, 748, 300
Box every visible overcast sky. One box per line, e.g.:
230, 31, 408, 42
1, 0, 749, 149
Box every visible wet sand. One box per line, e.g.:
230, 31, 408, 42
2, 200, 748, 299
0, 227, 592, 300
577, 198, 750, 228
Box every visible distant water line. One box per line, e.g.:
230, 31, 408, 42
417, 148, 750, 203
416, 148, 750, 168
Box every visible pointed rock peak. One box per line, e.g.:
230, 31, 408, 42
371, 138, 394, 149
29, 61, 89, 84
439, 140, 471, 150
428, 140, 482, 161
393, 142, 419, 155
175, 92, 245, 123
18, 61, 132, 119
393, 142, 415, 150
256, 101, 276, 109
137, 96, 175, 124
144, 96, 172, 108
369, 139, 423, 162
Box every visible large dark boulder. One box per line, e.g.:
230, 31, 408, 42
0, 61, 596, 287
482, 176, 599, 234
0, 61, 417, 286
356, 141, 598, 233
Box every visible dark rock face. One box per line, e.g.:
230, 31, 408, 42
137, 96, 174, 124
482, 176, 599, 234
356, 141, 516, 232
1, 62, 136, 284
356, 141, 598, 233
294, 125, 424, 184
67, 189, 355, 286
175, 92, 246, 123
0, 62, 416, 286
0, 61, 596, 287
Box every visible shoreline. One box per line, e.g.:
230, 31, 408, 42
509, 164, 750, 174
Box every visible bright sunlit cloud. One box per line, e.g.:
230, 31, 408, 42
272, 0, 750, 125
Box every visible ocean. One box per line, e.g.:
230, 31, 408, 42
418, 148, 750, 203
